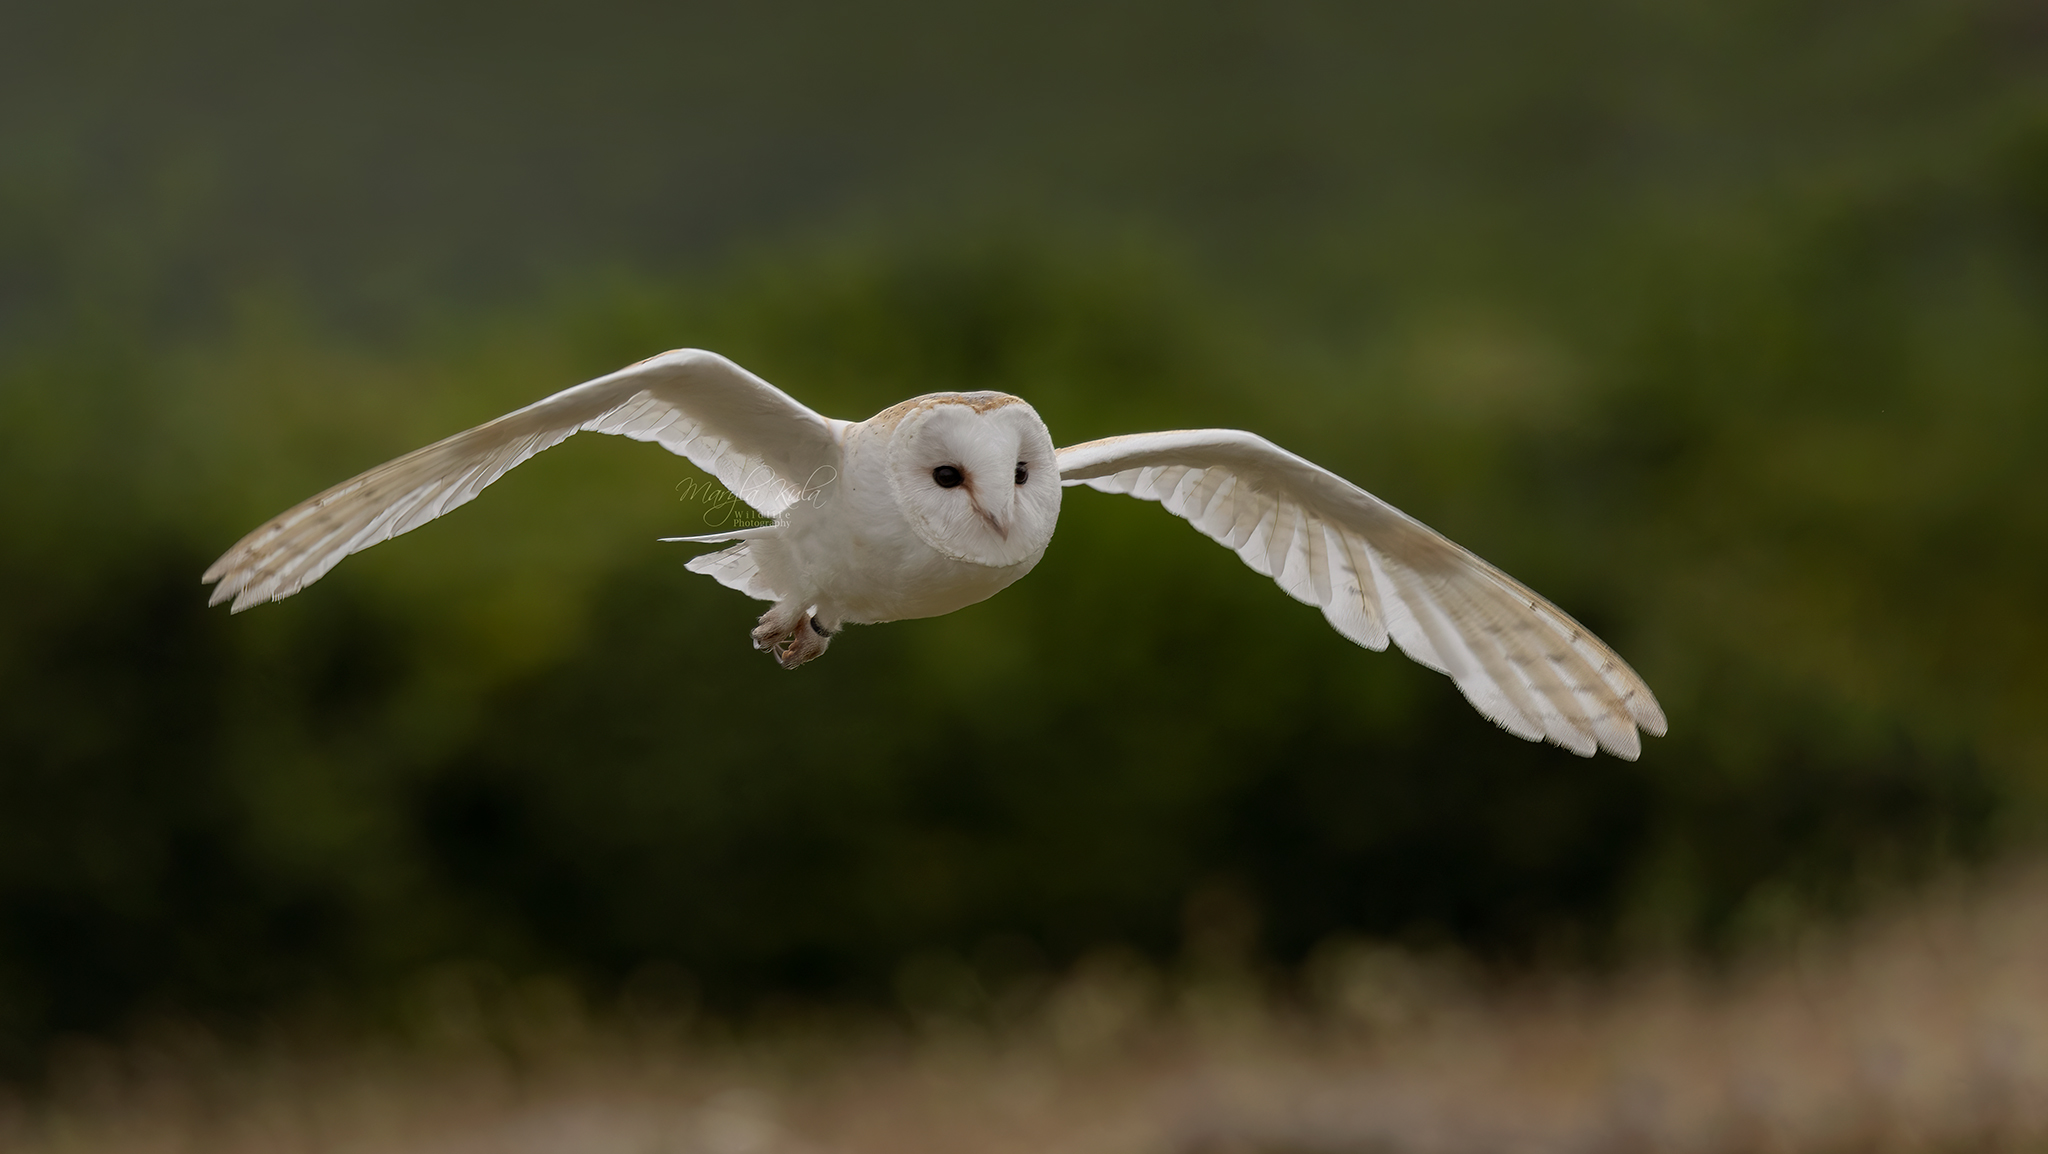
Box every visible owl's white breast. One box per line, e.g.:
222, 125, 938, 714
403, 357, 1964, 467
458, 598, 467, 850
744, 417, 1050, 626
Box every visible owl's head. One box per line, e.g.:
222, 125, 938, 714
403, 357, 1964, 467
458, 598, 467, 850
884, 393, 1061, 568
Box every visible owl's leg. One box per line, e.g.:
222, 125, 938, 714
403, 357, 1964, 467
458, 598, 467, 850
751, 602, 836, 669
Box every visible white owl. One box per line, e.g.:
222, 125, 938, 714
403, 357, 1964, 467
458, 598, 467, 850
204, 350, 1666, 759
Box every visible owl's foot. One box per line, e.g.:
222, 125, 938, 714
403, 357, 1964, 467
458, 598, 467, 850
752, 605, 835, 669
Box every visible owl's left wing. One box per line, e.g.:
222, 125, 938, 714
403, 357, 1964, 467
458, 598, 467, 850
1056, 430, 1666, 760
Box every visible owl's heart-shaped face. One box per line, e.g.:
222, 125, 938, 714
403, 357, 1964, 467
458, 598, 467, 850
884, 395, 1061, 568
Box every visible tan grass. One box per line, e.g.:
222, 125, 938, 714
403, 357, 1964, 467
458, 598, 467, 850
9, 865, 2048, 1154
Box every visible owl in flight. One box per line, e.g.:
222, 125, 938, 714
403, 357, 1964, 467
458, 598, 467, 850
204, 350, 1666, 759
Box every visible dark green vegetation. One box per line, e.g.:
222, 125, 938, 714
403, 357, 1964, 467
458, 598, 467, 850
2, 0, 2044, 1068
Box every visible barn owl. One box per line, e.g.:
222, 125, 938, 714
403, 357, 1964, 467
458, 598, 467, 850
204, 349, 1666, 759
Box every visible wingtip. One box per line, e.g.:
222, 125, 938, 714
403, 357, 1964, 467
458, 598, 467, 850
200, 553, 236, 584
1635, 702, 1670, 738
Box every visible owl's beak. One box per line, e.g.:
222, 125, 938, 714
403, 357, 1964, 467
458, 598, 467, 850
969, 494, 1010, 540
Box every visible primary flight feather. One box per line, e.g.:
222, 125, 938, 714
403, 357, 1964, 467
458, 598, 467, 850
204, 349, 1667, 759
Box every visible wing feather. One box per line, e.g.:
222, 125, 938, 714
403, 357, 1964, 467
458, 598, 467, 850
1057, 429, 1665, 759
204, 349, 840, 612
1320, 526, 1390, 651
684, 541, 785, 603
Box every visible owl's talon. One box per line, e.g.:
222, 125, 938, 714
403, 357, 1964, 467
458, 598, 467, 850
777, 614, 832, 668
752, 605, 798, 650
753, 605, 831, 668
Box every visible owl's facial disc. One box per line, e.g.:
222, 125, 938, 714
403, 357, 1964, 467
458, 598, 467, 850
886, 395, 1061, 568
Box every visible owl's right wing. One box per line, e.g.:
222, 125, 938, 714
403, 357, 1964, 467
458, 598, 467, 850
204, 349, 842, 612
1056, 429, 1665, 760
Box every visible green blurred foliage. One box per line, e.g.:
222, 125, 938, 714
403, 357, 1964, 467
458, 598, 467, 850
1, 0, 2045, 1070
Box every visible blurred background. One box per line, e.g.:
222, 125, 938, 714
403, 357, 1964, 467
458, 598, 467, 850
2, 0, 2046, 1110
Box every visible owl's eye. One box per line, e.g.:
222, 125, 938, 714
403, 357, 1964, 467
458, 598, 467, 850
932, 465, 964, 488
1014, 462, 1029, 486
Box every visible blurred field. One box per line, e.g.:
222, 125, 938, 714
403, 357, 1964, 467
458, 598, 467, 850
11, 861, 2048, 1153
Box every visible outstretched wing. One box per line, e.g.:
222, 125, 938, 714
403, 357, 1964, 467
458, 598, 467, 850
1056, 430, 1666, 759
204, 349, 841, 612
